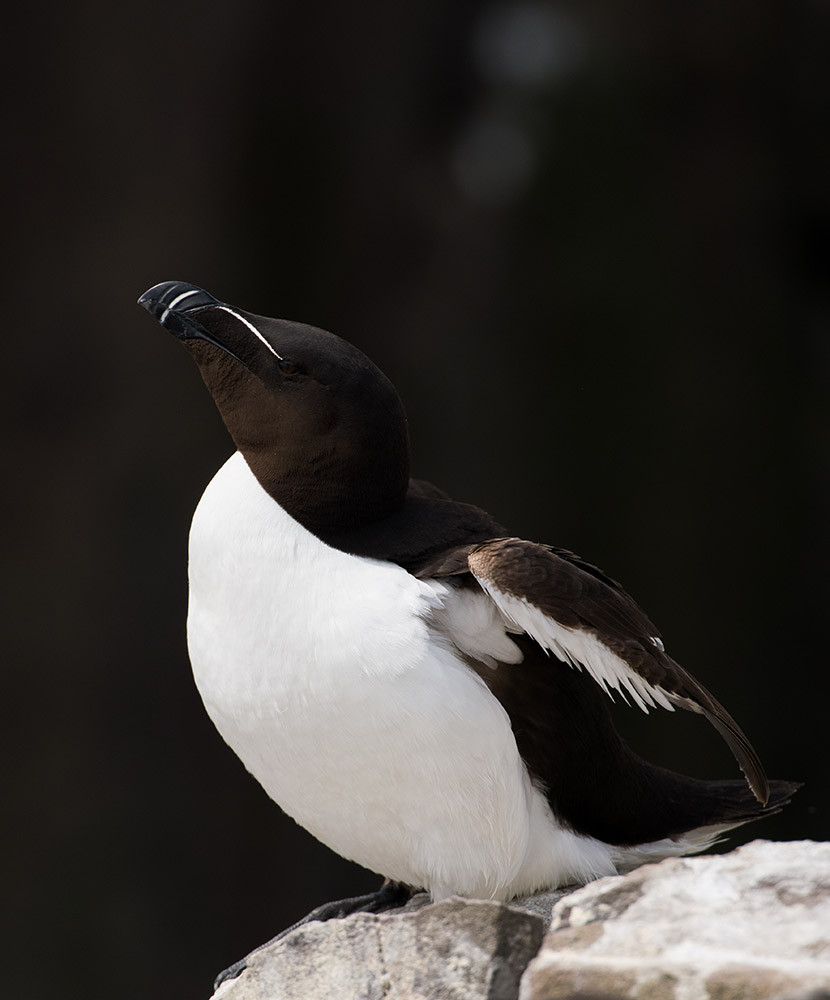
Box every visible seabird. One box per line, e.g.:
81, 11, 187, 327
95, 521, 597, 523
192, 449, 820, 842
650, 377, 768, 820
139, 280, 798, 984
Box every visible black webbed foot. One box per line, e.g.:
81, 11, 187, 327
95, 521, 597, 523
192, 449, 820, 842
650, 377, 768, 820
213, 880, 415, 990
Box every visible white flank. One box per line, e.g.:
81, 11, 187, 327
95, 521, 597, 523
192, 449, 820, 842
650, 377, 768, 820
609, 820, 741, 872
187, 452, 623, 900
423, 578, 524, 669
216, 305, 283, 359
474, 582, 676, 714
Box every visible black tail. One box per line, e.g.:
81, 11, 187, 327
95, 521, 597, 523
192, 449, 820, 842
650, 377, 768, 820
600, 762, 801, 847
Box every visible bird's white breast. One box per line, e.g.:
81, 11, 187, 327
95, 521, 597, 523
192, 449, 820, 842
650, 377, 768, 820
186, 452, 618, 899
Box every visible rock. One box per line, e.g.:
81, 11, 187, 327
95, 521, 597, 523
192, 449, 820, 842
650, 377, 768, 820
521, 840, 830, 1000
214, 895, 548, 1000
211, 841, 830, 1000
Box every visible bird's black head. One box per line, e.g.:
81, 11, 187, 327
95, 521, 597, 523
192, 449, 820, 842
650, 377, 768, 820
139, 281, 411, 535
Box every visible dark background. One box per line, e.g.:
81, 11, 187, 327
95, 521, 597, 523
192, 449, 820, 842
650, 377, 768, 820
4, 2, 828, 998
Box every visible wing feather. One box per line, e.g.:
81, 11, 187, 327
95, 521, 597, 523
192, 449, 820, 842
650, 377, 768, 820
460, 537, 770, 805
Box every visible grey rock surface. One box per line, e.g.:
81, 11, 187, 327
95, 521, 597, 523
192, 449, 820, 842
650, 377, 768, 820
214, 896, 548, 1000
521, 840, 830, 1000
211, 841, 830, 1000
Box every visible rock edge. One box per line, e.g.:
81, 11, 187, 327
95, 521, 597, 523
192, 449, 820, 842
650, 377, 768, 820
212, 841, 830, 1000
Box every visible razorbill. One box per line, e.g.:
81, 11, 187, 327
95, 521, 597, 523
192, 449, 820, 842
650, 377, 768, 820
139, 280, 798, 983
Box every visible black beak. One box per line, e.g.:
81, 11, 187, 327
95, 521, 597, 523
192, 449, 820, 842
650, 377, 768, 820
139, 280, 220, 328
138, 281, 245, 364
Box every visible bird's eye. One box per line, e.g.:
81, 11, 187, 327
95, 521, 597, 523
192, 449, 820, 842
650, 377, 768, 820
278, 358, 299, 376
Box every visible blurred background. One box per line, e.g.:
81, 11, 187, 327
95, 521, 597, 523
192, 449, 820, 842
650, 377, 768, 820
4, 1, 829, 997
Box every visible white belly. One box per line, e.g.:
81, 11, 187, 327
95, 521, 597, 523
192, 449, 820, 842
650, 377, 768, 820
186, 452, 616, 899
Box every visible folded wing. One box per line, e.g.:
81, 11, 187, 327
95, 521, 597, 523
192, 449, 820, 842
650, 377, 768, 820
423, 536, 770, 805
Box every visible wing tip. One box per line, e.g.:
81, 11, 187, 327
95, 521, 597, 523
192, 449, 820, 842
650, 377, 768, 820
748, 770, 770, 807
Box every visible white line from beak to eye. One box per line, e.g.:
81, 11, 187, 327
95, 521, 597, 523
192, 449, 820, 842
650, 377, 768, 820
160, 288, 202, 325
217, 305, 283, 359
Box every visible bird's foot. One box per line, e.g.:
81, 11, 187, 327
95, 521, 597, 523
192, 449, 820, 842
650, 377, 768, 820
213, 880, 414, 991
